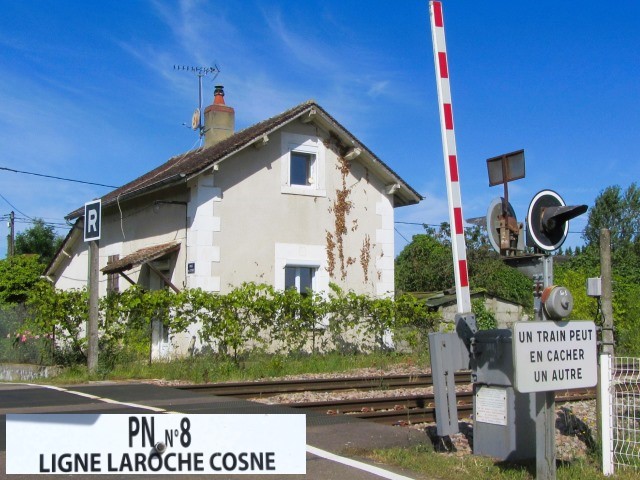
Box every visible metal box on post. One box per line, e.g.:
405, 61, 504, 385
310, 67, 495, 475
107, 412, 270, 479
471, 329, 536, 460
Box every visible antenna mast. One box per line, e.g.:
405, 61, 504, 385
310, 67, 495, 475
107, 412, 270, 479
174, 65, 220, 137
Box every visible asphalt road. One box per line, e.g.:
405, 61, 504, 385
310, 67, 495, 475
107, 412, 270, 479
1, 382, 427, 479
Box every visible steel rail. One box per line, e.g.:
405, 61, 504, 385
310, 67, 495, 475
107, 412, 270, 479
177, 372, 472, 398
285, 389, 597, 425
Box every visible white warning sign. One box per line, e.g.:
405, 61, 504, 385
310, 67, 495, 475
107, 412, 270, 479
513, 320, 597, 393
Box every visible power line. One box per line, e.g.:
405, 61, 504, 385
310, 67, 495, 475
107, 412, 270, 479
395, 221, 441, 227
0, 166, 118, 189
0, 193, 32, 219
394, 227, 411, 244
394, 220, 587, 235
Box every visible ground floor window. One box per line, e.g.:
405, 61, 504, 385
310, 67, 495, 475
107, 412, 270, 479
284, 266, 315, 296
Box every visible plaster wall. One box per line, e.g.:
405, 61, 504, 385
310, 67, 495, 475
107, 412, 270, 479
188, 119, 395, 296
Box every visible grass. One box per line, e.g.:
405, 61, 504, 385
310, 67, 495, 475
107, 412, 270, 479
41, 349, 429, 384
366, 445, 639, 480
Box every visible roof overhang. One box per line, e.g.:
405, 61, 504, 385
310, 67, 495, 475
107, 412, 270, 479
102, 241, 182, 293
45, 218, 83, 278
101, 242, 180, 274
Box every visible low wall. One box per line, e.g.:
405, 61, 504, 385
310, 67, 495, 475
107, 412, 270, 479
0, 363, 61, 381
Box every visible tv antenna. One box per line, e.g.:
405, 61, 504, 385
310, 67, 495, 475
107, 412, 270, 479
174, 64, 220, 137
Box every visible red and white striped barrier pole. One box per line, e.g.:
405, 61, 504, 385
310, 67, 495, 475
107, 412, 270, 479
429, 1, 471, 314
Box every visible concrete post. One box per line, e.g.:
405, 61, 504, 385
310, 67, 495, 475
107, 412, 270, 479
536, 255, 556, 480
600, 229, 614, 356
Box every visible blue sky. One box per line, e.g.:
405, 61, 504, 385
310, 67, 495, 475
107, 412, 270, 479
1, 0, 638, 258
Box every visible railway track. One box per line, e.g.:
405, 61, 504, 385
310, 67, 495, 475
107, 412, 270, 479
177, 372, 471, 398
177, 374, 596, 426
284, 388, 596, 425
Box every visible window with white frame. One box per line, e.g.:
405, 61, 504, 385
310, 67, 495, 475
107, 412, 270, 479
290, 151, 315, 186
281, 133, 326, 196
284, 266, 316, 296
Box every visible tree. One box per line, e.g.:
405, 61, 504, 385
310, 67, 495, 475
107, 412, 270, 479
14, 219, 64, 265
395, 232, 454, 293
583, 183, 640, 252
558, 182, 640, 355
0, 254, 44, 304
395, 225, 532, 307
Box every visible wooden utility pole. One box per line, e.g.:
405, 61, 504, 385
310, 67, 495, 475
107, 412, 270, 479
7, 211, 14, 257
600, 228, 614, 355
87, 240, 99, 372
84, 199, 102, 373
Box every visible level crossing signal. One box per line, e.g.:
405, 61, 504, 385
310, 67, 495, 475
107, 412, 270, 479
486, 190, 587, 255
526, 190, 587, 252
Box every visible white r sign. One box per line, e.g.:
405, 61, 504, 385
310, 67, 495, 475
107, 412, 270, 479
84, 199, 102, 242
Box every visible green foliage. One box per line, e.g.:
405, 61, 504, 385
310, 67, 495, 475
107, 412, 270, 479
198, 283, 267, 359
609, 277, 640, 356
0, 304, 54, 364
14, 219, 64, 265
583, 183, 640, 253
25, 281, 88, 364
556, 227, 640, 356
0, 254, 44, 304
553, 267, 599, 322
99, 286, 174, 362
395, 225, 531, 307
370, 444, 638, 480
52, 350, 427, 384
10, 281, 438, 367
395, 233, 453, 292
470, 257, 533, 308
472, 298, 497, 330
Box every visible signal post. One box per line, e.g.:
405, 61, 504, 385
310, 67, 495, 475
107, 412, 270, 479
84, 199, 101, 373
427, 3, 596, 478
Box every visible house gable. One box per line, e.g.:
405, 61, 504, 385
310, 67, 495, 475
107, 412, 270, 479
66, 101, 421, 221
51, 96, 422, 300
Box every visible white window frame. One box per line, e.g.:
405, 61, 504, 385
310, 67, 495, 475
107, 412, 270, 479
281, 133, 326, 197
284, 265, 317, 295
289, 150, 316, 187
275, 243, 330, 329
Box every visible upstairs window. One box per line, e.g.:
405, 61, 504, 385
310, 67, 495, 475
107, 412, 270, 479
281, 133, 326, 197
290, 151, 316, 186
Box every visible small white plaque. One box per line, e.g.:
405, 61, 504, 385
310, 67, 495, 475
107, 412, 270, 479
476, 386, 507, 426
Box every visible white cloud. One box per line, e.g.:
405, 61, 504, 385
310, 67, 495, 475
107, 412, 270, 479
367, 80, 390, 98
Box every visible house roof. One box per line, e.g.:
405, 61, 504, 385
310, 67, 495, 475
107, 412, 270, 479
101, 241, 181, 274
67, 100, 422, 219
44, 218, 83, 278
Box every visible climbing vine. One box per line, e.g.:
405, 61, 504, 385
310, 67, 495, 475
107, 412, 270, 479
325, 231, 336, 278
360, 234, 372, 282
324, 134, 357, 281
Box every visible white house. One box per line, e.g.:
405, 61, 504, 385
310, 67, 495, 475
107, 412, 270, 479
45, 87, 422, 357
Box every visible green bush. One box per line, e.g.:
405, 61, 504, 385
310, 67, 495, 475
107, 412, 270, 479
472, 298, 497, 330
0, 254, 44, 304
11, 282, 439, 368
0, 304, 54, 364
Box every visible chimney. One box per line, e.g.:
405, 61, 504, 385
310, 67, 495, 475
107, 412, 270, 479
203, 85, 235, 148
